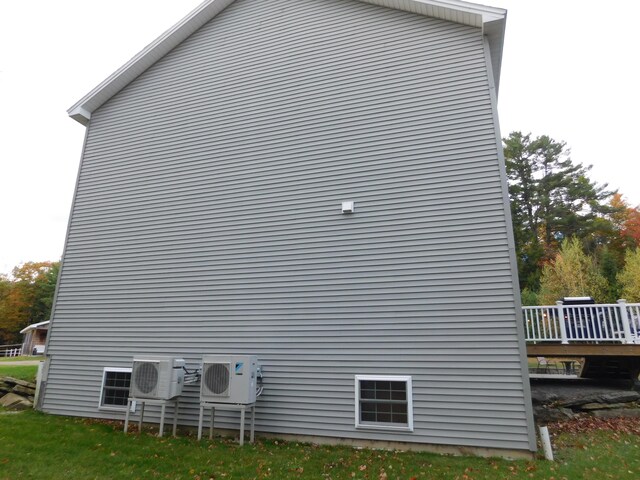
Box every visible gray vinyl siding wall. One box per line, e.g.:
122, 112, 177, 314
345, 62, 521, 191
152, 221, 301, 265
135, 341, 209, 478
43, 0, 534, 452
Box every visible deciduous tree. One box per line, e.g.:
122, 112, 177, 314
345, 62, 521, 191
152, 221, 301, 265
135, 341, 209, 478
538, 238, 607, 304
618, 249, 640, 302
0, 261, 59, 345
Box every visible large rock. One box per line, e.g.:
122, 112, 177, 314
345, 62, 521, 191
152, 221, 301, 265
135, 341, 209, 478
12, 384, 35, 396
593, 409, 640, 419
530, 390, 560, 406
2, 377, 36, 389
599, 392, 640, 404
557, 396, 601, 408
580, 402, 635, 411
12, 400, 33, 411
533, 406, 575, 424
0, 392, 25, 408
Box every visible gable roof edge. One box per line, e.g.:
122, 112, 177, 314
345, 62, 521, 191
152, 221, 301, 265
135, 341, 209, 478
67, 0, 235, 125
68, 0, 506, 125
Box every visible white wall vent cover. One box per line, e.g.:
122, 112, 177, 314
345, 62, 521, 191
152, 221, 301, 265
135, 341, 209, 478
201, 355, 258, 404
130, 355, 185, 400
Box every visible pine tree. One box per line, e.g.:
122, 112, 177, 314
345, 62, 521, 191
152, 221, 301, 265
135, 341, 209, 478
503, 132, 614, 293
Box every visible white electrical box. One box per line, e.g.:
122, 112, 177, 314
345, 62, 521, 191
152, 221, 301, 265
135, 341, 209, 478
341, 201, 355, 213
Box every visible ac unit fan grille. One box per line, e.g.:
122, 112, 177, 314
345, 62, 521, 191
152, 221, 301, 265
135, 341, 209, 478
204, 363, 230, 395
134, 362, 159, 394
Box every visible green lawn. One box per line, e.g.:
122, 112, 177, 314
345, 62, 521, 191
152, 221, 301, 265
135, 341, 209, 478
0, 355, 33, 362
0, 364, 38, 382
0, 411, 639, 479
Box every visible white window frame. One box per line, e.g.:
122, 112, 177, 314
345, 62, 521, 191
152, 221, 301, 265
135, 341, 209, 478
98, 367, 132, 411
354, 375, 413, 432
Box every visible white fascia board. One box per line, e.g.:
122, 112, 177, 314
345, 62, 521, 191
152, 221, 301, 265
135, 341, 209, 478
20, 320, 51, 334
67, 0, 506, 125
67, 0, 235, 125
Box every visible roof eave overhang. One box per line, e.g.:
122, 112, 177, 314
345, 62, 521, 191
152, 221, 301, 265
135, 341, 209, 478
67, 0, 506, 125
20, 320, 51, 334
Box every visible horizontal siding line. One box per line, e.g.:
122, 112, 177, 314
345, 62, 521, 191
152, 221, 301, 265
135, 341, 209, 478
78, 137, 496, 182
47, 333, 520, 343
54, 282, 514, 297
106, 53, 486, 118
66, 212, 507, 240
66, 208, 507, 240
71, 187, 499, 222
79, 137, 497, 181
92, 84, 491, 145
79, 140, 498, 182
48, 314, 517, 323
159, 0, 457, 49
72, 175, 503, 215
56, 265, 514, 284
87, 86, 489, 145
73, 163, 500, 205
91, 84, 491, 144
83, 116, 496, 167
57, 254, 513, 274
46, 338, 521, 347
55, 263, 511, 281
45, 366, 525, 384
110, 39, 485, 108
56, 262, 511, 282
46, 326, 520, 335
79, 138, 498, 179
60, 256, 512, 274
49, 296, 518, 307
64, 215, 509, 245
54, 281, 515, 295
60, 235, 508, 260
84, 109, 494, 168
46, 320, 518, 330
108, 21, 480, 96
75, 150, 497, 195
179, 0, 456, 39
48, 299, 517, 310
151, 14, 475, 75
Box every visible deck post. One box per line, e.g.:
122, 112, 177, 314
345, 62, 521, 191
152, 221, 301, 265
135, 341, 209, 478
556, 301, 569, 344
617, 299, 634, 344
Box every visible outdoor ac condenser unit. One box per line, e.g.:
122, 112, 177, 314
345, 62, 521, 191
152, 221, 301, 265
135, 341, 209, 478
200, 355, 258, 404
130, 355, 185, 400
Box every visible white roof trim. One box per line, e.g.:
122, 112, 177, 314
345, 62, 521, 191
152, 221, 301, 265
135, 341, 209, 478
68, 0, 506, 125
20, 320, 50, 334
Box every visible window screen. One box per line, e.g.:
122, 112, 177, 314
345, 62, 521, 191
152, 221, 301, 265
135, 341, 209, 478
100, 369, 131, 408
355, 375, 413, 430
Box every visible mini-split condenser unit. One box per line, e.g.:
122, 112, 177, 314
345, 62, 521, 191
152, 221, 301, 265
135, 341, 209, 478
200, 355, 259, 404
130, 355, 185, 400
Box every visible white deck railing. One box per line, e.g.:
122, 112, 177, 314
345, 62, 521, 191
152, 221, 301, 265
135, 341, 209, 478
523, 299, 640, 345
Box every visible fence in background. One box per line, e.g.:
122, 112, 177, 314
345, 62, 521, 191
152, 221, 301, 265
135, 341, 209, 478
0, 344, 23, 357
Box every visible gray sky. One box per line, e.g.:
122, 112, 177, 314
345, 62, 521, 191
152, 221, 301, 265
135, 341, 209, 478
1, 0, 638, 275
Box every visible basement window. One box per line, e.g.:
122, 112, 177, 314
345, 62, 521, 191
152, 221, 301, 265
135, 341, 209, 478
99, 367, 131, 409
355, 375, 413, 431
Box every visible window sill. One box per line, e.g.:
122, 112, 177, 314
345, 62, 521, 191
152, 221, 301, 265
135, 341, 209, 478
356, 423, 414, 433
98, 405, 128, 412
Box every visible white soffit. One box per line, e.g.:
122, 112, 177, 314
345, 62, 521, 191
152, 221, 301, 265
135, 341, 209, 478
67, 0, 506, 125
